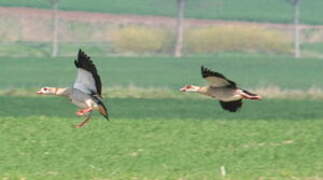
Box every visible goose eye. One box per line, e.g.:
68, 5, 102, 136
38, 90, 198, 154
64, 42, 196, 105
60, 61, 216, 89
43, 88, 48, 91
187, 85, 192, 88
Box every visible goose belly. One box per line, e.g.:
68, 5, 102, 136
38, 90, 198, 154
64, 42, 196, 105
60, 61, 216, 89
71, 98, 88, 108
218, 94, 242, 102
70, 88, 97, 108
208, 87, 242, 101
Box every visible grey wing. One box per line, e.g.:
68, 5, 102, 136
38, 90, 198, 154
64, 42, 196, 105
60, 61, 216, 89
73, 49, 102, 95
201, 66, 237, 88
73, 68, 97, 95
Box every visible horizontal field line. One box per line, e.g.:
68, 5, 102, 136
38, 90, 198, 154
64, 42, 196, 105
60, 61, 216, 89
2, 86, 323, 100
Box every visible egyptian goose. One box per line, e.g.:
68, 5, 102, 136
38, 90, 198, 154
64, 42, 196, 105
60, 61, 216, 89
180, 66, 262, 112
37, 49, 109, 128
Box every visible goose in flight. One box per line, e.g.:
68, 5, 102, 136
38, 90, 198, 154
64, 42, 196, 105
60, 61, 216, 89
37, 49, 109, 128
180, 66, 262, 112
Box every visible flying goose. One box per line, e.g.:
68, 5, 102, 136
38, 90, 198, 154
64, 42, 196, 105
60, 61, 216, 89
180, 66, 262, 112
37, 49, 109, 128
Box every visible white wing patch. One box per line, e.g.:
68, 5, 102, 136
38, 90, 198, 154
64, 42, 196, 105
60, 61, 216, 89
73, 68, 97, 94
205, 76, 232, 87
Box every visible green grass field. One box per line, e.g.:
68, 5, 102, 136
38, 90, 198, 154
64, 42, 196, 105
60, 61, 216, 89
1, 56, 323, 179
1, 0, 323, 24
1, 96, 323, 179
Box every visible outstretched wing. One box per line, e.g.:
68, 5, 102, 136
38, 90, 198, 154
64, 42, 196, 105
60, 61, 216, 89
73, 49, 102, 96
219, 100, 242, 112
201, 66, 236, 88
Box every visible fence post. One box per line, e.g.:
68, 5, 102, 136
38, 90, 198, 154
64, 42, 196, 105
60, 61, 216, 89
174, 0, 186, 57
51, 0, 59, 57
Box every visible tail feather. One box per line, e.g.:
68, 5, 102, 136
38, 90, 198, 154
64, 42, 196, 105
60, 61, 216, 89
91, 95, 110, 120
242, 89, 258, 96
98, 104, 109, 120
241, 89, 262, 100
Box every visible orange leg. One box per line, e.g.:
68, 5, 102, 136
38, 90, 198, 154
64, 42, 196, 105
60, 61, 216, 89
75, 108, 93, 116
74, 115, 92, 128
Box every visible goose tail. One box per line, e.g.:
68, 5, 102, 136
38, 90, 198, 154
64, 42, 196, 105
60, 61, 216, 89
98, 103, 109, 120
241, 89, 262, 100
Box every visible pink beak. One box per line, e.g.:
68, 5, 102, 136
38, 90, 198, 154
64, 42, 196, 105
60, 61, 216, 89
36, 91, 43, 94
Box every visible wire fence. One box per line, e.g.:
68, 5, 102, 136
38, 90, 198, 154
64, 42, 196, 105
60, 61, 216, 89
0, 1, 323, 58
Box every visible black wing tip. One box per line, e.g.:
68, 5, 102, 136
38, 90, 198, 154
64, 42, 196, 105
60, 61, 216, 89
75, 49, 94, 68
78, 49, 89, 59
201, 65, 206, 77
200, 65, 237, 87
219, 100, 242, 112
78, 48, 87, 55
201, 65, 206, 76
74, 59, 78, 67
75, 49, 88, 66
201, 65, 206, 71
201, 65, 216, 78
77, 49, 83, 57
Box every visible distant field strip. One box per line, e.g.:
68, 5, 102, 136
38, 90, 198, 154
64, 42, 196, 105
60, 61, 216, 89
1, 0, 323, 24
1, 56, 323, 90
2, 96, 323, 120
3, 86, 323, 100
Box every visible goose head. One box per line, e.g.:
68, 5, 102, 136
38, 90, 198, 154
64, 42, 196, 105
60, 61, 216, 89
180, 85, 200, 92
36, 87, 57, 95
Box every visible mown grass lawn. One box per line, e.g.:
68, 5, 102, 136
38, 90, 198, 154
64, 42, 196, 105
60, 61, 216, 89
1, 96, 323, 179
